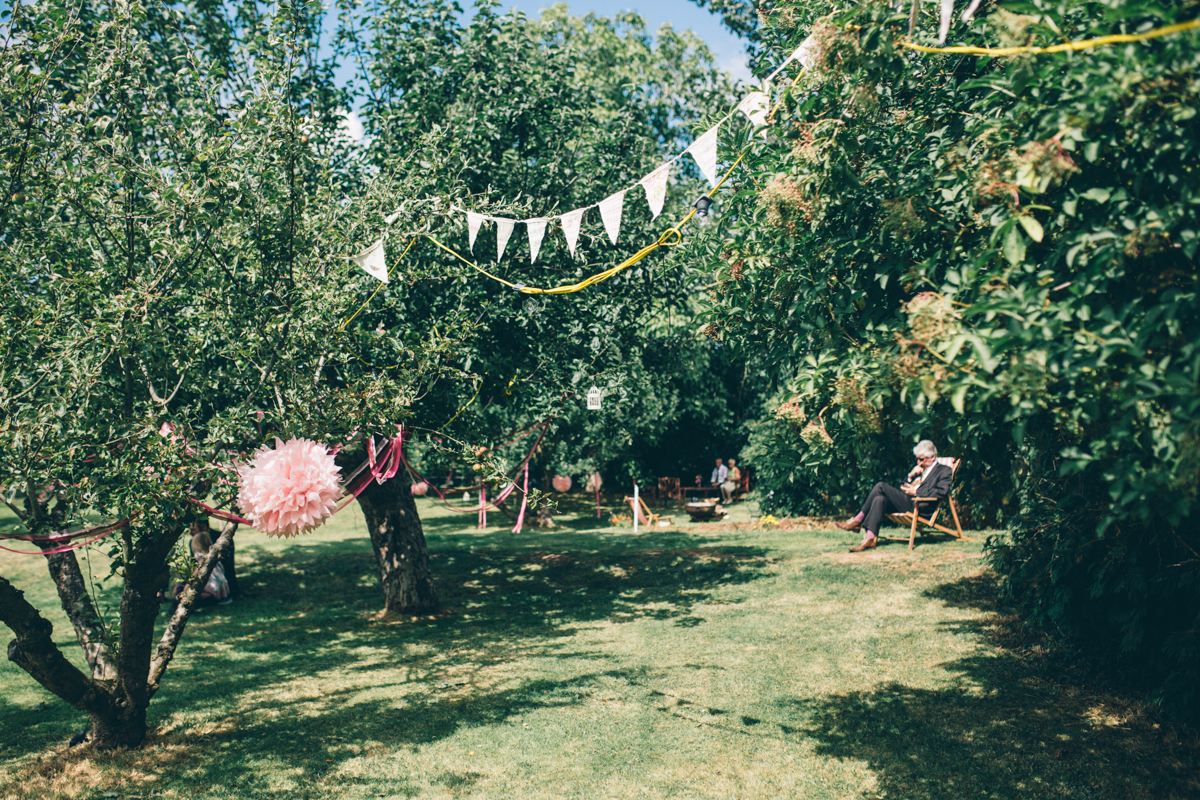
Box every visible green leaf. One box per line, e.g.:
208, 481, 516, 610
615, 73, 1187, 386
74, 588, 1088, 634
1017, 215, 1044, 243
951, 384, 968, 415
1004, 225, 1026, 265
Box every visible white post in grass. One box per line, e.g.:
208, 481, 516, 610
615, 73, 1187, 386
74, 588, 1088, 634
632, 483, 639, 534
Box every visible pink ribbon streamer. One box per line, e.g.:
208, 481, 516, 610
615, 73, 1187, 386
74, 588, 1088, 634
512, 461, 530, 534
398, 421, 549, 515
0, 527, 118, 555
0, 516, 135, 555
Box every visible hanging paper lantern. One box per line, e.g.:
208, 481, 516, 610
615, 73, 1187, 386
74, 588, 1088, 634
237, 438, 342, 538
552, 475, 573, 492
587, 386, 603, 410
411, 481, 429, 497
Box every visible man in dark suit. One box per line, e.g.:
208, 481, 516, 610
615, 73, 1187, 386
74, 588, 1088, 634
836, 440, 952, 552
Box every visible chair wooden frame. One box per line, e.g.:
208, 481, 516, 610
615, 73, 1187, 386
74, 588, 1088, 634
626, 495, 673, 527
885, 457, 970, 550
656, 476, 682, 508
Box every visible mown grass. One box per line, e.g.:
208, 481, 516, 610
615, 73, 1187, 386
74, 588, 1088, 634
1, 494, 1196, 799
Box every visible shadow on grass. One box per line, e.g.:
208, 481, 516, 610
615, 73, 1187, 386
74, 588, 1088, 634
2, 528, 772, 796
792, 573, 1200, 800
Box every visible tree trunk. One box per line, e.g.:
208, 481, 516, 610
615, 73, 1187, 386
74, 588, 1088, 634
356, 470, 438, 614
534, 462, 555, 528
87, 704, 148, 750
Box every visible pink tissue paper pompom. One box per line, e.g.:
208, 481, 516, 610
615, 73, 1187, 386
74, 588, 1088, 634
552, 475, 572, 492
411, 481, 429, 497
237, 438, 342, 538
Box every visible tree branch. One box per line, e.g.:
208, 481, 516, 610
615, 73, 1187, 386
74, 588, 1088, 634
1, 575, 112, 715
136, 354, 189, 407
41, 547, 116, 680
240, 322, 291, 409
146, 520, 237, 698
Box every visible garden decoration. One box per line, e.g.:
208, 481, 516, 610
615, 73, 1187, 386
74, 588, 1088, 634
237, 438, 343, 538
0, 433, 405, 555
512, 462, 531, 534
587, 386, 603, 409
586, 472, 603, 519
552, 475, 572, 492
345, 15, 1200, 302
411, 481, 429, 496
396, 418, 552, 527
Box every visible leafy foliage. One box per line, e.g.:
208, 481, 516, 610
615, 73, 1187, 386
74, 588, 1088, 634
0, 0, 461, 745
695, 0, 1200, 720
334, 1, 765, 492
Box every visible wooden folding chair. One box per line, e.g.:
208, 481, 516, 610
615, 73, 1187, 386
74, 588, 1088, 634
626, 495, 673, 527
885, 457, 969, 550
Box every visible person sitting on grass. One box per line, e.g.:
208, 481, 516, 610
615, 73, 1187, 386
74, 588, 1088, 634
836, 440, 952, 552
173, 528, 232, 606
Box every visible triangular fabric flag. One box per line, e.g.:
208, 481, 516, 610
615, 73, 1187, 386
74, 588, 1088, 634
495, 218, 515, 262
466, 211, 485, 253
962, 0, 982, 22
794, 34, 819, 70
560, 208, 585, 257
939, 0, 954, 43
737, 92, 770, 129
599, 190, 626, 246
526, 218, 549, 264
384, 210, 401, 224
687, 125, 721, 187
352, 238, 388, 283
638, 163, 670, 220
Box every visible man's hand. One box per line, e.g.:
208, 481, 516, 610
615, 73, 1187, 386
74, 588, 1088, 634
901, 483, 917, 497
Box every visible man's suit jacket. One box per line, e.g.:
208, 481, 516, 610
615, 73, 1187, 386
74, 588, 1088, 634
913, 463, 953, 514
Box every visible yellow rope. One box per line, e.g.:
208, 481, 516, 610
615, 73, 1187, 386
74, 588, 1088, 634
900, 17, 1199, 56
337, 237, 417, 332
438, 378, 484, 431
426, 148, 750, 295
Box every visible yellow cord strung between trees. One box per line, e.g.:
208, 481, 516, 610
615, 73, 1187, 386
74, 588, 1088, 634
900, 17, 1199, 56
338, 236, 417, 332
424, 148, 750, 296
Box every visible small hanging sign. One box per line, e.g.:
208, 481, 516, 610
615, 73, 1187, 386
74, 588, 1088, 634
586, 386, 603, 410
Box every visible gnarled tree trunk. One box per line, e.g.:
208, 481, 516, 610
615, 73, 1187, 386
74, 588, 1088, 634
2, 517, 237, 749
356, 469, 438, 614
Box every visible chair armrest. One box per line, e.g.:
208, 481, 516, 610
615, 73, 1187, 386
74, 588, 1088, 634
913, 497, 938, 503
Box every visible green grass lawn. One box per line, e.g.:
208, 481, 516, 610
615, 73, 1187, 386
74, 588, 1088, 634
1, 494, 1196, 799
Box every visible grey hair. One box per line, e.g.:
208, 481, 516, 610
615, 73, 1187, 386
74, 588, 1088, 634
913, 440, 938, 458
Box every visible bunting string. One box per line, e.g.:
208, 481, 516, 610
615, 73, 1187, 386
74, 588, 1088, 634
347, 15, 1199, 285
422, 148, 748, 295
900, 16, 1199, 55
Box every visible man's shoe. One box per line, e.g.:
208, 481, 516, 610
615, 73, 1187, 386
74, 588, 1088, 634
836, 518, 862, 531
848, 537, 877, 553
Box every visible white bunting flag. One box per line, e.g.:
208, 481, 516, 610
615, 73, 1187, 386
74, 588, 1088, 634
687, 125, 721, 187
737, 92, 770, 130
639, 163, 670, 220
599, 190, 626, 245
794, 34, 819, 70
466, 211, 485, 253
352, 238, 388, 283
384, 210, 401, 224
939, 0, 954, 43
962, 0, 982, 22
526, 218, 549, 263
560, 208, 585, 257
495, 218, 515, 262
